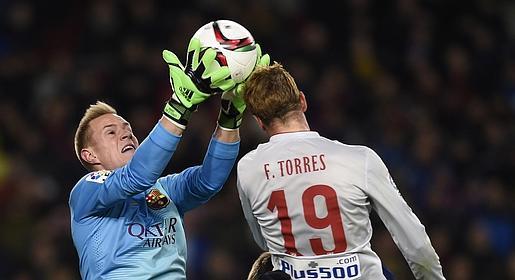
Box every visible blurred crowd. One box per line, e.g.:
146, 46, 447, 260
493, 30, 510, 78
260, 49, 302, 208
0, 0, 514, 279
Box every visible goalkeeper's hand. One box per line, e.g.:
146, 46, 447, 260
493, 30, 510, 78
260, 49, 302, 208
217, 44, 270, 130
162, 38, 236, 129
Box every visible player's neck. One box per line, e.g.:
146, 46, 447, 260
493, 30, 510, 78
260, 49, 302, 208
265, 113, 310, 137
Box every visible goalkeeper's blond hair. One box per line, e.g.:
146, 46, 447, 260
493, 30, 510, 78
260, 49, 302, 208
244, 63, 302, 125
74, 101, 117, 170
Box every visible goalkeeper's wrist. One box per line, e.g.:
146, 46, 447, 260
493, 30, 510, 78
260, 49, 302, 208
217, 111, 243, 130
163, 100, 196, 129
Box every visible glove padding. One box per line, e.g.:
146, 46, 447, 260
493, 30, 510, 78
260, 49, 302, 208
163, 38, 236, 128
218, 44, 270, 130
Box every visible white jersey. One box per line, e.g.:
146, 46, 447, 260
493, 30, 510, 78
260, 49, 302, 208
237, 131, 445, 279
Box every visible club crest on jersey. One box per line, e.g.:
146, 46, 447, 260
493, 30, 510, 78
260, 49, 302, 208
146, 189, 169, 210
85, 170, 112, 183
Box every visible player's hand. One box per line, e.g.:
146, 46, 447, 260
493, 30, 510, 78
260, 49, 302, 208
217, 44, 270, 130
162, 38, 236, 128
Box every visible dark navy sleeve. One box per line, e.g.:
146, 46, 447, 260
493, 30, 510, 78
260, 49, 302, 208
69, 122, 180, 220
160, 137, 239, 214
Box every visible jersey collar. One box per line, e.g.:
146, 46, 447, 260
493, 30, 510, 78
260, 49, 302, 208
269, 131, 320, 142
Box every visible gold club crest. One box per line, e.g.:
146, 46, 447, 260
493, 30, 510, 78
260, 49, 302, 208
145, 189, 169, 210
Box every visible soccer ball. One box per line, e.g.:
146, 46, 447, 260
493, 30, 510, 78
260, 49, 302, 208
192, 19, 258, 84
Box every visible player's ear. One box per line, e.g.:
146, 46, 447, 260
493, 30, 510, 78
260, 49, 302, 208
81, 148, 100, 165
299, 91, 307, 112
253, 115, 266, 131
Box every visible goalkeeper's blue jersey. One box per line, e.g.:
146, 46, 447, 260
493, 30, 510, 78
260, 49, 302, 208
69, 123, 239, 279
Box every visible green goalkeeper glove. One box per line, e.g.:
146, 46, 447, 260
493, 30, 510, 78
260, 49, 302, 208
217, 44, 270, 130
163, 38, 236, 128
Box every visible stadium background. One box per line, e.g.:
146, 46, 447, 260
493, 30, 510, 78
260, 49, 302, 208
0, 0, 514, 279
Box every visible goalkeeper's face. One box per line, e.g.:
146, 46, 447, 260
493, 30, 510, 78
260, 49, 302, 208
86, 113, 140, 170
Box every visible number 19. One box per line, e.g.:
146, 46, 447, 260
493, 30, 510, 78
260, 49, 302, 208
267, 184, 347, 255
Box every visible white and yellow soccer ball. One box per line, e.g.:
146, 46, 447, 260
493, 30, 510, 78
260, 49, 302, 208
192, 19, 258, 84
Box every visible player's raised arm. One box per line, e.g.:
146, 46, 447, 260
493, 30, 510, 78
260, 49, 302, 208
157, 134, 239, 213
159, 46, 271, 213
365, 148, 445, 279
70, 39, 225, 220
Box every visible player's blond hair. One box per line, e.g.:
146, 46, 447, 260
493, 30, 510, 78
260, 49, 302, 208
244, 62, 302, 125
247, 252, 273, 280
74, 101, 117, 170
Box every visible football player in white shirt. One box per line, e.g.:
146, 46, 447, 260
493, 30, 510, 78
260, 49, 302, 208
237, 63, 445, 279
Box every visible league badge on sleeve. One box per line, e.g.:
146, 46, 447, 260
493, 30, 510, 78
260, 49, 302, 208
85, 170, 112, 183
146, 189, 170, 210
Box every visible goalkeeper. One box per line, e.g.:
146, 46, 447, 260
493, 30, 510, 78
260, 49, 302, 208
68, 38, 263, 279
